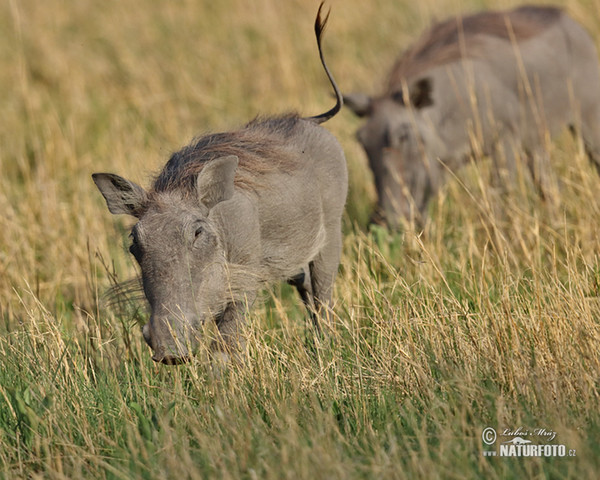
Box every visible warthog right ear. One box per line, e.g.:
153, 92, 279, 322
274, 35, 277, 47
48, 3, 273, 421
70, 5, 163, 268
196, 155, 239, 210
343, 93, 372, 117
92, 173, 148, 218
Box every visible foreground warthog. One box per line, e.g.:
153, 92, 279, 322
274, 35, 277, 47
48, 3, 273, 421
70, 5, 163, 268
93, 5, 347, 364
345, 5, 600, 227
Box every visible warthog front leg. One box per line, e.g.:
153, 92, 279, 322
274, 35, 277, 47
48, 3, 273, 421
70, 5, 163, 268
289, 225, 341, 333
308, 223, 342, 330
288, 266, 318, 329
212, 302, 246, 364
580, 103, 600, 175
526, 148, 557, 204
491, 135, 520, 192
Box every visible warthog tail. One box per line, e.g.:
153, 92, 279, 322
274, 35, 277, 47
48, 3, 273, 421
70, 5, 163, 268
306, 2, 343, 124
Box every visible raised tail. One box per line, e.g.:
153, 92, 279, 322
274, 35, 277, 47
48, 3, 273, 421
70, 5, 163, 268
306, 2, 343, 124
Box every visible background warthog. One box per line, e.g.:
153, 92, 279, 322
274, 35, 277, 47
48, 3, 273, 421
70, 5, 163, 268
345, 5, 600, 227
92, 5, 347, 364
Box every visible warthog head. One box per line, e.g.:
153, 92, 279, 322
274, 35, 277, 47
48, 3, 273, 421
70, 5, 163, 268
93, 156, 239, 364
345, 78, 445, 227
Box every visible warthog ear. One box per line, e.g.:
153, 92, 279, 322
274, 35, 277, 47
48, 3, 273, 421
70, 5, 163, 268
92, 173, 148, 218
196, 155, 239, 210
343, 93, 372, 117
410, 77, 433, 109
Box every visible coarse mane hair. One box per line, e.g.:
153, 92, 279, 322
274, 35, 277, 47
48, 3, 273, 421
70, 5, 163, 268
387, 5, 563, 89
152, 113, 302, 194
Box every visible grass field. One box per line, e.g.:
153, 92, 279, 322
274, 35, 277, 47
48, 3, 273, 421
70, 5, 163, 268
1, 0, 600, 477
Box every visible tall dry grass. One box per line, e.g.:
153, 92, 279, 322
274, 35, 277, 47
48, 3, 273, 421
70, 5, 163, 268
1, 0, 600, 478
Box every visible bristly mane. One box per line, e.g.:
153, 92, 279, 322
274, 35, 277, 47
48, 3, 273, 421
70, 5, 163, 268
388, 5, 563, 88
152, 114, 302, 194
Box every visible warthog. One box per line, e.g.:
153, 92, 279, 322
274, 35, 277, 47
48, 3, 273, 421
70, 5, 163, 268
345, 5, 600, 227
93, 5, 347, 364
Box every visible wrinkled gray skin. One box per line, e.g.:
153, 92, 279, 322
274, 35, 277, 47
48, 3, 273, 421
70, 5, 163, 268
92, 5, 347, 364
345, 6, 600, 228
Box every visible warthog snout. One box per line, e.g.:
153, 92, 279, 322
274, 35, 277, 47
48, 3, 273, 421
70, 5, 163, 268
142, 319, 194, 365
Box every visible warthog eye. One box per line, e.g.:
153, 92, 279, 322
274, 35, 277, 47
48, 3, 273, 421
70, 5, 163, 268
192, 221, 211, 247
128, 232, 142, 261
129, 241, 142, 261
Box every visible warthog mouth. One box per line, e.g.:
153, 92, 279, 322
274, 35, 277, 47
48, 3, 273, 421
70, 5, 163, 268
152, 353, 191, 365
145, 308, 228, 366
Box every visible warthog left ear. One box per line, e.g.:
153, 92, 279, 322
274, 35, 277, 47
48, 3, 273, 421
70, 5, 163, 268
92, 173, 148, 218
196, 155, 239, 210
410, 77, 433, 109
